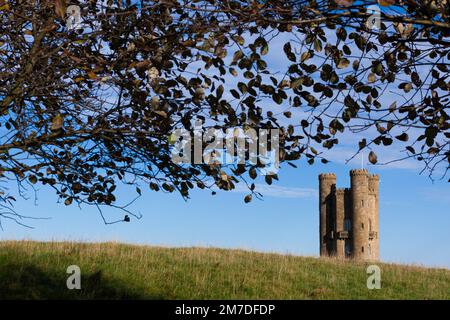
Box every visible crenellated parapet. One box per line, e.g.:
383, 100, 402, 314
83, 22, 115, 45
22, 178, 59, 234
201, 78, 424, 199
350, 169, 369, 176
319, 173, 336, 180
335, 188, 350, 195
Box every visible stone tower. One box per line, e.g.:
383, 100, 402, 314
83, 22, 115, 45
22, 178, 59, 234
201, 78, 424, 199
318, 170, 379, 261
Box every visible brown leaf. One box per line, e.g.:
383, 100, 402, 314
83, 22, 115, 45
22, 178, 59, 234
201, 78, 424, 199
337, 58, 350, 69
334, 0, 354, 7
0, 2, 10, 11
64, 197, 73, 206
378, 0, 395, 7
87, 71, 97, 80
368, 151, 378, 164
51, 114, 64, 131
154, 110, 167, 118
55, 0, 67, 19
395, 133, 409, 142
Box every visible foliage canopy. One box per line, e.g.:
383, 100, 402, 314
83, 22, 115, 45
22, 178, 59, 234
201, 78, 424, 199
0, 0, 448, 223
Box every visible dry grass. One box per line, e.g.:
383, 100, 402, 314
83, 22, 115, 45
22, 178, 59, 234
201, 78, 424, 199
0, 240, 448, 299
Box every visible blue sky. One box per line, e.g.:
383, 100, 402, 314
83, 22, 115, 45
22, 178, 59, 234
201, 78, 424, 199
1, 2, 449, 269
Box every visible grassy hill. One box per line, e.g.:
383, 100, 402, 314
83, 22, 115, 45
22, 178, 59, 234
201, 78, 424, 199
0, 241, 448, 299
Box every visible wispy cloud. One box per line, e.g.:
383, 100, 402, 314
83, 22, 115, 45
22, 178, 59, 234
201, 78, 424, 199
231, 183, 317, 199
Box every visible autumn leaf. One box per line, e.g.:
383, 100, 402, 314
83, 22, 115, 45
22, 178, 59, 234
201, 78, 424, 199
64, 197, 73, 206
314, 39, 322, 52
389, 102, 397, 113
154, 110, 167, 118
369, 151, 378, 164
359, 139, 367, 150
368, 73, 376, 83
403, 82, 413, 93
0, 2, 10, 11
51, 114, 64, 131
233, 35, 245, 45
87, 71, 97, 80
395, 23, 414, 38
74, 76, 84, 83
337, 58, 350, 69
168, 132, 178, 145
378, 0, 395, 7
28, 175, 37, 184
300, 51, 311, 62
249, 167, 257, 179
334, 0, 354, 7
395, 133, 409, 142
55, 0, 67, 19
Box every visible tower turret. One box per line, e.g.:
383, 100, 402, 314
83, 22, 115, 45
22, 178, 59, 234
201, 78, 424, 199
350, 169, 370, 260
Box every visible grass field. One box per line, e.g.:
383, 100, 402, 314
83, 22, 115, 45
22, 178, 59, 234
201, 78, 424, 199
0, 241, 448, 299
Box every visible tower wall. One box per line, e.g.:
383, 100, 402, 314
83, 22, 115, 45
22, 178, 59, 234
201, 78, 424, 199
335, 188, 346, 258
369, 174, 380, 260
319, 173, 336, 256
367, 192, 376, 260
350, 169, 370, 260
344, 189, 352, 257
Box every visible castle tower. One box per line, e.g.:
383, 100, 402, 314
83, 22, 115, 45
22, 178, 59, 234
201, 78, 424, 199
318, 173, 336, 256
350, 169, 370, 260
319, 170, 379, 261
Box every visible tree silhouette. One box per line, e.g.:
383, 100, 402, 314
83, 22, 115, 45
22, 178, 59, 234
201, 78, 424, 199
0, 0, 448, 224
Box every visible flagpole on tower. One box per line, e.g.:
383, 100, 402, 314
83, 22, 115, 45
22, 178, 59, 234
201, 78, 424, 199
361, 152, 364, 170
